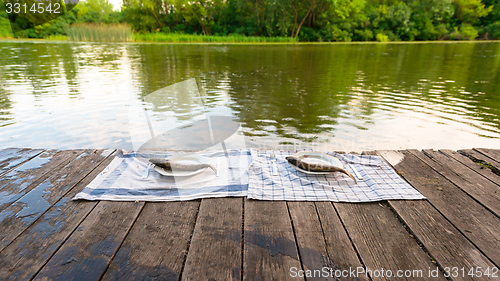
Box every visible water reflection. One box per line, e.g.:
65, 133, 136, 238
0, 42, 498, 151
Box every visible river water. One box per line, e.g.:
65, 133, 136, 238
0, 41, 499, 151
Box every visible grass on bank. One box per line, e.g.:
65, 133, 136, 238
64, 23, 295, 43
133, 32, 298, 43
45, 35, 68, 40
66, 23, 133, 42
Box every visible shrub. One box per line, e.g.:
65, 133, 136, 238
435, 24, 449, 39
449, 24, 478, 40
484, 22, 500, 39
0, 17, 13, 38
162, 26, 171, 34
354, 29, 374, 41
331, 25, 352, 42
376, 33, 390, 42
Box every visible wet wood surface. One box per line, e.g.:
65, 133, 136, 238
181, 197, 243, 281
0, 148, 499, 280
243, 200, 303, 281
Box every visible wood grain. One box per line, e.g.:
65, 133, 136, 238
0, 148, 44, 176
335, 201, 445, 281
244, 200, 303, 281
419, 149, 500, 217
0, 150, 116, 280
288, 201, 368, 281
315, 202, 369, 281
460, 149, 500, 167
0, 149, 82, 212
33, 201, 144, 281
0, 149, 113, 250
474, 148, 500, 164
440, 149, 500, 188
101, 201, 200, 281
379, 149, 500, 267
0, 148, 499, 281
388, 200, 496, 281
287, 201, 331, 281
181, 197, 243, 281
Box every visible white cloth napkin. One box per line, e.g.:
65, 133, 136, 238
73, 149, 252, 201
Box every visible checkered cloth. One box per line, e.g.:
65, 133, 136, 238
73, 149, 251, 201
247, 150, 425, 202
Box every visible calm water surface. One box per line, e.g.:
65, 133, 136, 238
0, 41, 499, 151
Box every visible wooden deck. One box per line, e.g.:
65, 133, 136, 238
0, 148, 499, 280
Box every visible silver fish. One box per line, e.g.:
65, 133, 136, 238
286, 156, 357, 183
149, 158, 217, 174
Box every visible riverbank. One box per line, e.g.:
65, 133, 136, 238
1, 36, 499, 44
0, 32, 297, 43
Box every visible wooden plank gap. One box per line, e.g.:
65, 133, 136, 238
415, 149, 500, 219
28, 200, 101, 280
98, 201, 147, 280
385, 201, 441, 268
243, 200, 302, 280
328, 201, 369, 275
369, 151, 445, 271
387, 200, 497, 281
181, 197, 243, 280
101, 200, 200, 280
458, 149, 500, 178
32, 200, 145, 280
440, 149, 500, 188
286, 201, 307, 280
0, 149, 83, 213
313, 202, 331, 259
364, 150, 446, 274
0, 150, 117, 280
177, 199, 202, 281
0, 149, 115, 251
0, 148, 45, 178
240, 198, 245, 281
375, 149, 494, 273
473, 148, 500, 166
380, 149, 500, 267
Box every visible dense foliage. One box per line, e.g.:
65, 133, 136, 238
0, 0, 499, 41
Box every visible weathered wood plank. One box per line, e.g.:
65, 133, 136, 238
181, 197, 243, 281
460, 149, 500, 167
441, 149, 500, 188
315, 202, 369, 281
243, 200, 303, 281
287, 201, 331, 281
33, 201, 144, 280
288, 201, 368, 281
0, 151, 117, 280
419, 149, 500, 217
387, 200, 496, 281
0, 149, 82, 212
101, 201, 200, 281
474, 148, 500, 164
366, 150, 497, 280
0, 148, 44, 176
335, 202, 446, 281
378, 150, 500, 267
0, 149, 113, 250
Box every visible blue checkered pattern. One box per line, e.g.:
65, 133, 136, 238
247, 150, 425, 202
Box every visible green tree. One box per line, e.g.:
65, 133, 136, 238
454, 0, 492, 24
386, 3, 413, 40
